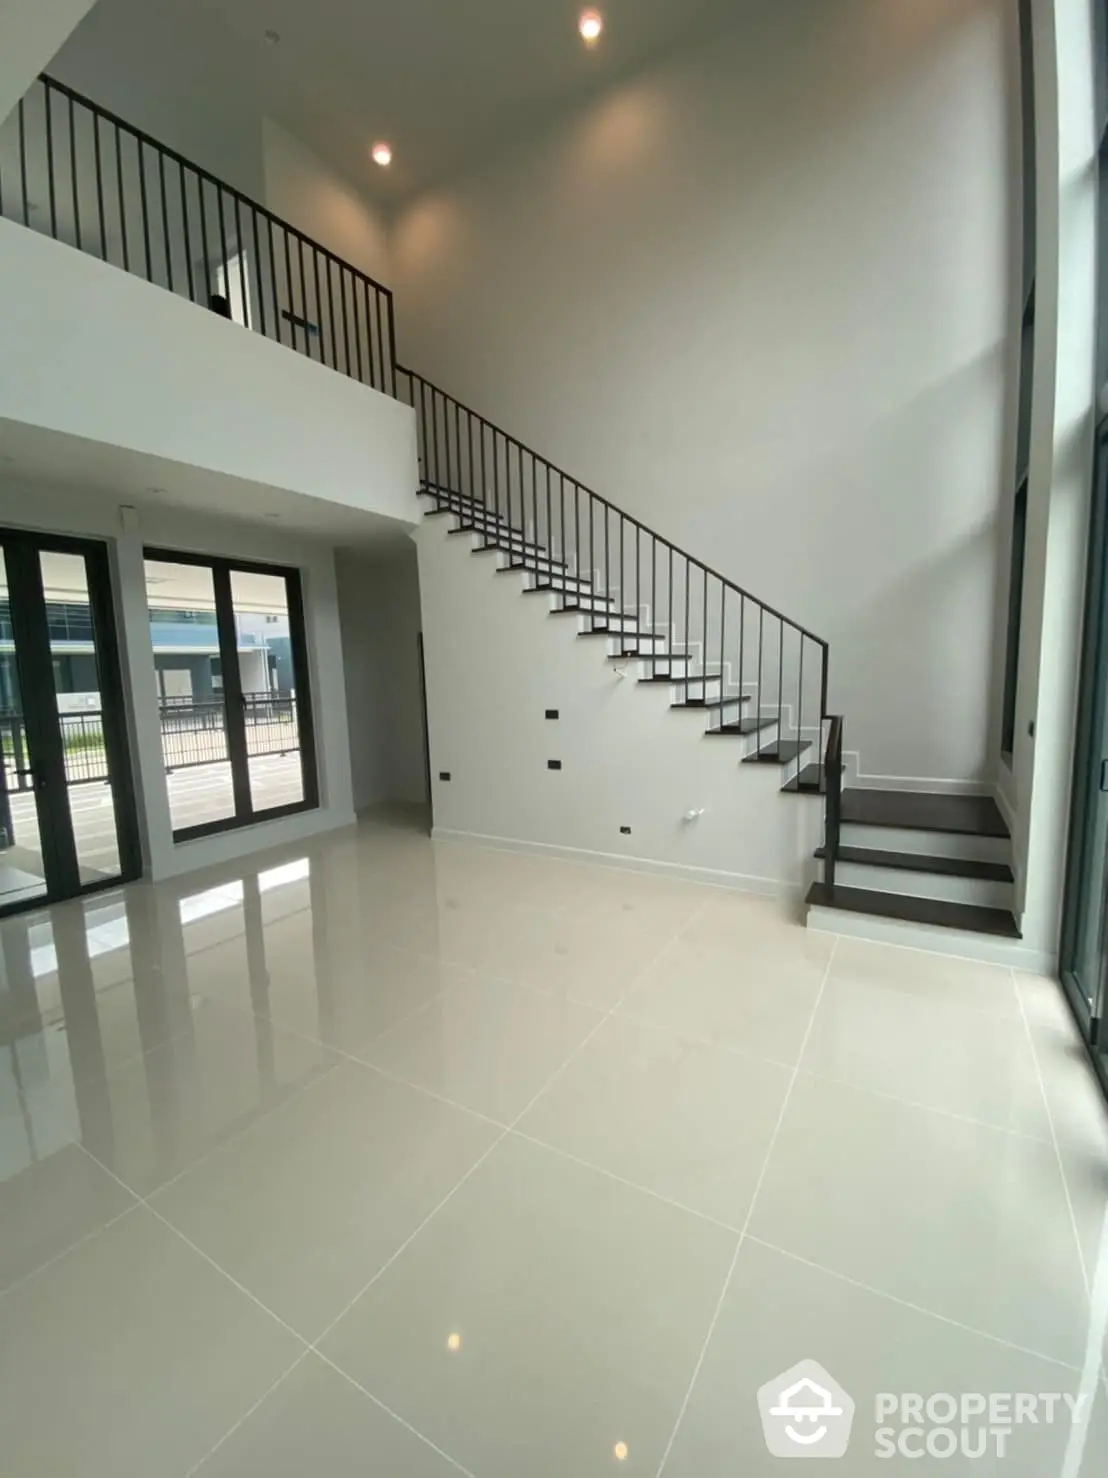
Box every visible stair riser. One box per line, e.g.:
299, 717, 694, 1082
839, 823, 1009, 865
831, 861, 1014, 910
806, 906, 1023, 966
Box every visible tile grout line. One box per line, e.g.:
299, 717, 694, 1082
0, 1200, 143, 1305
653, 934, 840, 1478
741, 1235, 1087, 1374
1012, 968, 1093, 1299
304, 892, 721, 1357
72, 1139, 478, 1478
1012, 967, 1108, 1411
181, 1351, 312, 1478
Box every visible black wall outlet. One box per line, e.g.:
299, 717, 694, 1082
545, 709, 559, 720
547, 759, 562, 771
439, 771, 452, 782
620, 825, 632, 835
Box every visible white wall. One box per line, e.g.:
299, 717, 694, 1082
0, 217, 418, 530
336, 544, 428, 812
263, 119, 391, 288
0, 0, 96, 124
46, 0, 265, 197
417, 517, 823, 889
392, 0, 1017, 788
0, 477, 357, 880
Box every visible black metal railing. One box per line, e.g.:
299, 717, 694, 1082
0, 75, 396, 395
158, 692, 300, 772
397, 365, 833, 774
0, 72, 840, 861
823, 715, 844, 887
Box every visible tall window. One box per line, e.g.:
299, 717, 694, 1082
1001, 0, 1037, 760
143, 552, 317, 840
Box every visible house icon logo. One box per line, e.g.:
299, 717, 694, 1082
757, 1360, 855, 1458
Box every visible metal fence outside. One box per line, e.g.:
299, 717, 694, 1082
0, 692, 300, 791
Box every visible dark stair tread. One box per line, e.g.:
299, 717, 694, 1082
706, 717, 779, 737
743, 740, 810, 765
783, 763, 826, 794
813, 845, 1014, 884
638, 672, 707, 683
671, 695, 751, 711
805, 882, 1021, 938
841, 790, 1009, 839
578, 629, 654, 640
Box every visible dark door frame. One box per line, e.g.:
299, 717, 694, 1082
144, 548, 320, 842
0, 528, 141, 918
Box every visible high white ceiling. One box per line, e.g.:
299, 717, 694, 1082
161, 0, 735, 206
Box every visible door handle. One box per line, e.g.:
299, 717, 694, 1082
1101, 760, 1108, 793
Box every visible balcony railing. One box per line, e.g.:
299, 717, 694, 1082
0, 74, 397, 396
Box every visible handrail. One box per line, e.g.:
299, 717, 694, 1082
3, 71, 835, 805
395, 364, 829, 652
35, 73, 394, 303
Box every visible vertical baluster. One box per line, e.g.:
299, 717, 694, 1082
738, 596, 746, 731
18, 99, 29, 228
777, 619, 785, 742
281, 225, 295, 346
757, 608, 765, 734
180, 164, 195, 300
467, 411, 476, 517
158, 150, 172, 288
373, 291, 387, 396
363, 279, 378, 387
340, 262, 352, 374
635, 527, 641, 643
431, 388, 442, 491
652, 536, 657, 676
684, 558, 691, 701
45, 85, 58, 238
702, 566, 709, 703
91, 110, 107, 259
249, 203, 263, 332
324, 254, 337, 365
297, 236, 310, 354
480, 418, 489, 515
720, 582, 726, 721
798, 640, 806, 778
668, 546, 674, 673
234, 199, 250, 324
138, 139, 153, 280
67, 95, 81, 251
197, 175, 210, 300
530, 456, 539, 576
353, 275, 366, 380
312, 249, 325, 363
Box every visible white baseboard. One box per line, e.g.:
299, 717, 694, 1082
430, 826, 801, 899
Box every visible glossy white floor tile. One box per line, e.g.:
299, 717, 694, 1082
319, 1133, 738, 1477
0, 816, 1106, 1476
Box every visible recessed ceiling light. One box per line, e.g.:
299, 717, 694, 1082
579, 8, 604, 45
264, 29, 280, 45
371, 141, 393, 168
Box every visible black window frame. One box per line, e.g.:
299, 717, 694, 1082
144, 548, 319, 843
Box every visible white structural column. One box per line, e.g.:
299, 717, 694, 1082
1004, 0, 1099, 963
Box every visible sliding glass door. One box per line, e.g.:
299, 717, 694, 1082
0, 530, 139, 914
142, 551, 317, 841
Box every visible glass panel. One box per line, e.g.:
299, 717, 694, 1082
229, 569, 305, 814
0, 548, 48, 909
144, 558, 236, 834
38, 550, 123, 887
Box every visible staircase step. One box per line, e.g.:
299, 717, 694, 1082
805, 882, 1020, 939
841, 790, 1008, 838
813, 845, 1014, 883
783, 763, 826, 794
706, 717, 778, 737
671, 696, 751, 711
743, 740, 810, 765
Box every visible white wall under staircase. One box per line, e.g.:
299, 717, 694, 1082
416, 514, 823, 891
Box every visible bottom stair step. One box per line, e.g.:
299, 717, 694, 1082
805, 882, 1020, 938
